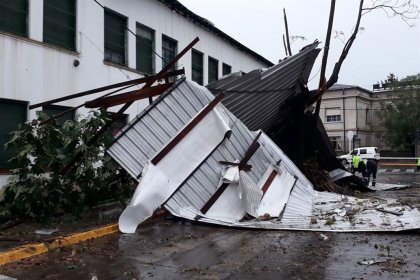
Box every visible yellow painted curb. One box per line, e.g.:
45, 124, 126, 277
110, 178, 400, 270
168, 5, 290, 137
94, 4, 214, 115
0, 223, 119, 266
380, 163, 417, 166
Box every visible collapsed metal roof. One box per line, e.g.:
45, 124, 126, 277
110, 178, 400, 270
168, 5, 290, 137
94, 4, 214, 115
108, 78, 420, 234
207, 41, 320, 132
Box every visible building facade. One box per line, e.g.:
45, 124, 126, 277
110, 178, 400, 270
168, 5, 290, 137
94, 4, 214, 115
0, 0, 273, 184
320, 83, 417, 155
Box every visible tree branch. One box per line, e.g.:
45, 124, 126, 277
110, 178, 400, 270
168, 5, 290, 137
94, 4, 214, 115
326, 0, 364, 89
283, 8, 293, 56
326, 0, 418, 89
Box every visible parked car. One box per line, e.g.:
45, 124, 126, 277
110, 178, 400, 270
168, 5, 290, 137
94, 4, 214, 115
338, 147, 380, 164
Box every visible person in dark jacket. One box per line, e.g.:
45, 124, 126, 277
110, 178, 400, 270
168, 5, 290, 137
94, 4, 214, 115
366, 159, 378, 187
358, 160, 367, 183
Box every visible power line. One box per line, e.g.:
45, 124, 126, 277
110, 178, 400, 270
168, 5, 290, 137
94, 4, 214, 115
80, 31, 140, 87
92, 0, 169, 65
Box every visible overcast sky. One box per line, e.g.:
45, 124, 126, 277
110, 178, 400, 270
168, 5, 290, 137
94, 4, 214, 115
179, 0, 420, 90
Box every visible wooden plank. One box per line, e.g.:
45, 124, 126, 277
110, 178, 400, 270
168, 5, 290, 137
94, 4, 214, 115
200, 183, 230, 214
200, 131, 262, 214
261, 169, 278, 195
85, 83, 173, 108
29, 69, 184, 110
151, 93, 224, 165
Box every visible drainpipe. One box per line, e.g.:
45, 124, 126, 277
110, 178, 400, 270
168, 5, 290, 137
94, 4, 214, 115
356, 93, 358, 146
343, 89, 346, 152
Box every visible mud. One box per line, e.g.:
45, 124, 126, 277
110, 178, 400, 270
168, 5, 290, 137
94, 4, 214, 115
1, 173, 419, 279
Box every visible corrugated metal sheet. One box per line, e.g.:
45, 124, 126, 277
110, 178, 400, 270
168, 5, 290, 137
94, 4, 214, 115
108, 62, 420, 233
108, 78, 213, 179
207, 41, 321, 132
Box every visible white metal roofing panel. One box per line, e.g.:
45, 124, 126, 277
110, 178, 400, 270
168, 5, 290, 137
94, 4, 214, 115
108, 78, 212, 179
109, 78, 420, 233
256, 165, 296, 217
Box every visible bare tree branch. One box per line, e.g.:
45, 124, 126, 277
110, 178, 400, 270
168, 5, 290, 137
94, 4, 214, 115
362, 0, 419, 26
282, 34, 289, 56
283, 8, 293, 56
327, 0, 364, 89
326, 0, 418, 89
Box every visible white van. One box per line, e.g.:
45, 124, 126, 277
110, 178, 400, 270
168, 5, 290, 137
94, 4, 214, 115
338, 147, 380, 164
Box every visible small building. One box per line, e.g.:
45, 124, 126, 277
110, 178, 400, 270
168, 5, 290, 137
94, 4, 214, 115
320, 83, 417, 156
0, 0, 273, 183
320, 84, 376, 154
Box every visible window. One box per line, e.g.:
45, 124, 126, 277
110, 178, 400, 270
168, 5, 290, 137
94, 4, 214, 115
359, 148, 367, 154
162, 35, 177, 70
109, 113, 128, 136
104, 8, 127, 65
42, 105, 75, 125
329, 136, 342, 151
191, 49, 203, 85
325, 108, 342, 123
0, 0, 28, 36
208, 57, 218, 83
136, 23, 154, 74
326, 115, 341, 122
366, 108, 371, 124
0, 99, 27, 169
222, 63, 231, 76
43, 0, 76, 50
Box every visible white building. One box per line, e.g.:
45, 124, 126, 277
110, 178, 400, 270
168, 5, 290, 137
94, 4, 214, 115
0, 0, 273, 183
320, 83, 418, 156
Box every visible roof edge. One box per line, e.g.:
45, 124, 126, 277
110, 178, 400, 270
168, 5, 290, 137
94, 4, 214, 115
157, 0, 274, 67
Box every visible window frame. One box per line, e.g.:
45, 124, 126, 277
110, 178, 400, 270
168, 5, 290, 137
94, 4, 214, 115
0, 98, 28, 170
329, 136, 342, 151
43, 0, 77, 51
0, 0, 29, 37
191, 49, 204, 85
42, 104, 75, 125
136, 22, 155, 74
104, 8, 128, 66
108, 112, 129, 136
222, 63, 232, 76
161, 34, 178, 70
208, 56, 219, 84
326, 114, 342, 123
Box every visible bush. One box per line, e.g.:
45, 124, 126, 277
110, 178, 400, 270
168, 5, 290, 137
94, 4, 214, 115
1, 110, 135, 222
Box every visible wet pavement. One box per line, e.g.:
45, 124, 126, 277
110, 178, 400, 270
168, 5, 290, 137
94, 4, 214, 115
1, 173, 419, 279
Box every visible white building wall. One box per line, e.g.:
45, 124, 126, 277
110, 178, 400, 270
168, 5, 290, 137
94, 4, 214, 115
1, 0, 271, 119
0, 0, 272, 186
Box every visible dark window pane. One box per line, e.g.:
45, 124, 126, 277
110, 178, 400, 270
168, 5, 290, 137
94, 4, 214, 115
222, 63, 231, 76
104, 9, 127, 65
43, 0, 76, 50
162, 35, 177, 70
0, 0, 28, 36
208, 57, 218, 83
136, 24, 154, 74
42, 105, 75, 125
191, 49, 203, 85
109, 113, 128, 136
0, 99, 27, 169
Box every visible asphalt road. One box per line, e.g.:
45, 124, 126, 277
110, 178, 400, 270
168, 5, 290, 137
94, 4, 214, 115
1, 172, 420, 280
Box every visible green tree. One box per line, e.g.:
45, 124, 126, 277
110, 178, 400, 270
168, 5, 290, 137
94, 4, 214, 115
377, 74, 420, 151
1, 110, 136, 222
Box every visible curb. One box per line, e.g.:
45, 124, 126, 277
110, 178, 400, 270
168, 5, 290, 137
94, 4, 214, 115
380, 163, 417, 166
0, 223, 119, 266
